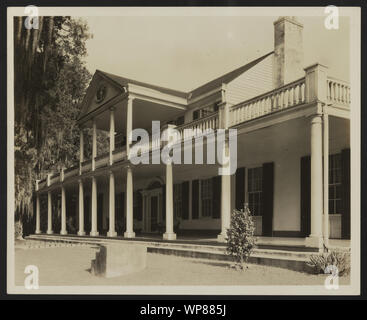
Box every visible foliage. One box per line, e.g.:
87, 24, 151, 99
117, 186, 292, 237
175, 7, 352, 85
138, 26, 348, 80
307, 250, 351, 276
226, 205, 256, 270
14, 16, 108, 233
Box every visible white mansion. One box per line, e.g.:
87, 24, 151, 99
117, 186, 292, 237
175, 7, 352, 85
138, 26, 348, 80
34, 17, 350, 250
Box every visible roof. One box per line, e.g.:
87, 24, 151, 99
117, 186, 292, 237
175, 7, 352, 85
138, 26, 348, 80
188, 51, 274, 99
95, 51, 274, 102
96, 70, 188, 99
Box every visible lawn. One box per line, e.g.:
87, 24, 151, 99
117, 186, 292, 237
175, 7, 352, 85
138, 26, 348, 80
14, 241, 350, 287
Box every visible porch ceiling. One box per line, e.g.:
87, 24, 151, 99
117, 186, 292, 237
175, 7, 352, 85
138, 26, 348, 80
83, 98, 185, 133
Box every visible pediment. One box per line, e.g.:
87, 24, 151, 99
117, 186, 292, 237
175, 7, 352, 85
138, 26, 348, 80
78, 71, 125, 121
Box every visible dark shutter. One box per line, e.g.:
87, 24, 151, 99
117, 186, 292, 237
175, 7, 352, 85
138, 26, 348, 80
134, 191, 143, 221
235, 167, 245, 210
182, 181, 189, 220
192, 180, 199, 219
193, 110, 200, 120
212, 176, 221, 218
262, 162, 274, 236
300, 156, 311, 237
341, 149, 350, 239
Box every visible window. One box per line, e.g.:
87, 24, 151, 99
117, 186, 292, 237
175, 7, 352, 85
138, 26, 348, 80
201, 178, 213, 217
173, 183, 182, 218
175, 116, 185, 126
329, 153, 342, 214
192, 102, 220, 121
248, 167, 263, 216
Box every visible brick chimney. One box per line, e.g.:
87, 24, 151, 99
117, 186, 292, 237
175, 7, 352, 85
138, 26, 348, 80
273, 16, 304, 88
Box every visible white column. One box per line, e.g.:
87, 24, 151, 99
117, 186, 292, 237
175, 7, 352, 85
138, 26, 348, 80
323, 112, 329, 247
217, 174, 231, 242
163, 161, 176, 240
92, 118, 97, 171
80, 129, 84, 163
60, 187, 67, 235
35, 180, 41, 234
124, 166, 135, 238
217, 140, 231, 242
107, 171, 117, 237
306, 114, 323, 249
78, 179, 85, 236
47, 191, 53, 234
126, 97, 133, 159
109, 108, 115, 165
90, 176, 99, 236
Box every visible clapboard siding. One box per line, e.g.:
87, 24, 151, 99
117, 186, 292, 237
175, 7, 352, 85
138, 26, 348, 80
226, 54, 274, 105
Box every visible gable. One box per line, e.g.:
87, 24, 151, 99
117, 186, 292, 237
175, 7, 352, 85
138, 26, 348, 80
78, 72, 125, 121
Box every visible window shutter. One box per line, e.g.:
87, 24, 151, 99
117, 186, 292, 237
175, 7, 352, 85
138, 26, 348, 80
235, 167, 245, 210
212, 176, 221, 218
300, 156, 311, 237
341, 148, 350, 239
192, 180, 199, 219
182, 181, 189, 220
193, 110, 200, 120
262, 162, 274, 236
134, 191, 143, 221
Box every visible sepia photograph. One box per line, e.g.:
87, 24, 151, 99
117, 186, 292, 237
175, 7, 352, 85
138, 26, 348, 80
4, 5, 363, 297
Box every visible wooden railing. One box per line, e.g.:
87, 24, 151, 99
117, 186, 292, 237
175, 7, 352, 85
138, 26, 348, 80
50, 173, 60, 185
38, 179, 47, 190
327, 77, 350, 107
113, 147, 126, 163
229, 77, 306, 127
64, 165, 79, 180
81, 160, 92, 173
95, 154, 109, 169
176, 113, 219, 140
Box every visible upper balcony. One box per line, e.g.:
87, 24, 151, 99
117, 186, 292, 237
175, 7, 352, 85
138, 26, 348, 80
36, 65, 350, 191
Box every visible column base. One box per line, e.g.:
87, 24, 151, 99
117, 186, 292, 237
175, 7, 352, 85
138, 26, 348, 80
163, 232, 177, 241
77, 231, 86, 236
305, 235, 323, 252
46, 230, 53, 235
35, 230, 42, 234
60, 230, 68, 235
217, 232, 227, 243
107, 231, 117, 237
124, 231, 135, 238
90, 231, 99, 237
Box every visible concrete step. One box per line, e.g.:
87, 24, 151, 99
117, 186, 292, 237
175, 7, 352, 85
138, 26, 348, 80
26, 234, 315, 273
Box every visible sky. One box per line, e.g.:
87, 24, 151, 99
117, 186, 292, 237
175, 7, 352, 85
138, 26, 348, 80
83, 15, 350, 92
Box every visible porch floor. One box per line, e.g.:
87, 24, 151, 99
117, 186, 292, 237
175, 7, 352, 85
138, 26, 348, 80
29, 232, 350, 251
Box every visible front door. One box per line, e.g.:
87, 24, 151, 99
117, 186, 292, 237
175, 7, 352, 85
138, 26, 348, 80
142, 188, 162, 233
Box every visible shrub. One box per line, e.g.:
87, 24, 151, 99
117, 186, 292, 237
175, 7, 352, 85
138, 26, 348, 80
307, 250, 351, 276
226, 204, 256, 270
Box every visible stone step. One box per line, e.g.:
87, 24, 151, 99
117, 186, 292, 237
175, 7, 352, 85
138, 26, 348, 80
26, 234, 314, 273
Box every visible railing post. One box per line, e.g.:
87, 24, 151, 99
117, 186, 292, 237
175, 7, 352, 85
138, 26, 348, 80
304, 63, 328, 104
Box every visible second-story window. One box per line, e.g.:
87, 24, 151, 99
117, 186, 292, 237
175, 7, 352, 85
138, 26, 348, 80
192, 102, 220, 121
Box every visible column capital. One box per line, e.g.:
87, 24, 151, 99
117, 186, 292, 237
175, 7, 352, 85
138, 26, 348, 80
109, 106, 116, 111
127, 95, 135, 103
310, 114, 322, 124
